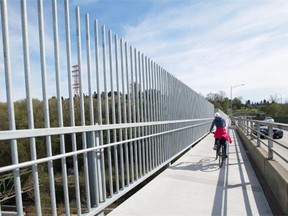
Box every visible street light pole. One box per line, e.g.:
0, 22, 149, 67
230, 84, 245, 115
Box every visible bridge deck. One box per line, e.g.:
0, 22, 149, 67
108, 128, 273, 215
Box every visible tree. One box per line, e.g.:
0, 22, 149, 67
264, 103, 281, 117
206, 92, 229, 113
245, 100, 251, 107
232, 97, 242, 111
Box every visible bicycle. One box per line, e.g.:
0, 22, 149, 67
215, 137, 227, 168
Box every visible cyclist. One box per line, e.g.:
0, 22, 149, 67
210, 112, 232, 158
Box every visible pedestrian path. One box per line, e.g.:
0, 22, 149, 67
108, 128, 273, 216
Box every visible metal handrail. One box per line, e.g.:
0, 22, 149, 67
233, 116, 288, 165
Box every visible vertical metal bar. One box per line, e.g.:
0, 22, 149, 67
144, 56, 150, 172
102, 25, 113, 197
161, 69, 166, 160
175, 79, 181, 152
173, 77, 178, 154
148, 58, 153, 171
20, 1, 42, 214
85, 16, 93, 125
108, 30, 119, 193
149, 60, 155, 168
118, 38, 129, 188
136, 51, 142, 177
155, 64, 159, 165
52, 1, 69, 214
141, 54, 146, 174
124, 41, 130, 185
165, 71, 170, 159
115, 36, 125, 190
75, 7, 84, 214
157, 66, 161, 163
65, 0, 76, 211
0, 0, 23, 214
139, 52, 144, 176
85, 13, 95, 210
129, 45, 134, 182
161, 68, 165, 162
64, 0, 80, 211
155, 63, 159, 166
158, 67, 164, 163
166, 73, 171, 158
162, 70, 168, 161
147, 59, 153, 169
156, 66, 161, 163
139, 52, 145, 175
133, 48, 138, 180
38, 0, 57, 214
168, 73, 173, 155
155, 65, 160, 165
151, 62, 158, 166
94, 19, 106, 202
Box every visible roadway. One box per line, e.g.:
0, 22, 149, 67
108, 128, 273, 216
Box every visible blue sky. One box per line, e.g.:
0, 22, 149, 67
1, 0, 288, 103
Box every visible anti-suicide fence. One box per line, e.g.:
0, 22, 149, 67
0, 0, 214, 215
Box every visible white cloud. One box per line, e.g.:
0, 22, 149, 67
121, 0, 288, 102
1, 0, 288, 103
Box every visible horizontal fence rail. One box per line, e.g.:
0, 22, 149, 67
0, 0, 214, 215
234, 117, 288, 170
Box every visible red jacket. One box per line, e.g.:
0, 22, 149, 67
214, 126, 232, 143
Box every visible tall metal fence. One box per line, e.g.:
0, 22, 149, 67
0, 0, 214, 215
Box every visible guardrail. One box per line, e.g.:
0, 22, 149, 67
234, 117, 288, 167
0, 0, 214, 215
0, 120, 212, 215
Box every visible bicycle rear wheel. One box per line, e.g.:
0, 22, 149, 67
215, 146, 219, 160
218, 145, 223, 167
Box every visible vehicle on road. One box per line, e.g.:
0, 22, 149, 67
253, 124, 283, 139
264, 116, 274, 122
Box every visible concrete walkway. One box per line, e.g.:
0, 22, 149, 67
108, 128, 273, 216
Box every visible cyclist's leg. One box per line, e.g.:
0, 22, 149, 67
213, 138, 219, 150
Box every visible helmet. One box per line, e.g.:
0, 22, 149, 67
214, 112, 220, 117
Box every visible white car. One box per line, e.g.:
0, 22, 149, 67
264, 117, 274, 122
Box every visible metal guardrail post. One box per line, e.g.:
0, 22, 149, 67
256, 123, 260, 147
245, 119, 249, 135
267, 126, 273, 160
87, 129, 105, 215
241, 119, 245, 131
87, 131, 97, 208
250, 121, 254, 140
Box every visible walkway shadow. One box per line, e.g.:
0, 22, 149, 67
170, 157, 221, 172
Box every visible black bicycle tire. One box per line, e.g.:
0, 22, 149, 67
220, 144, 226, 167
218, 145, 222, 167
